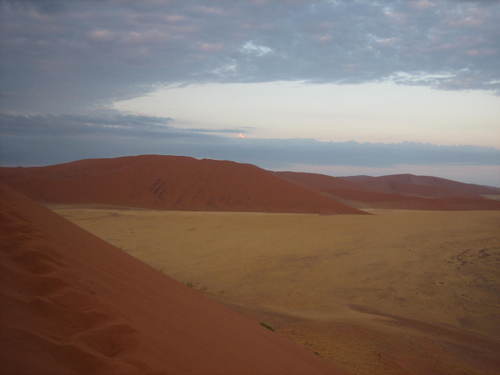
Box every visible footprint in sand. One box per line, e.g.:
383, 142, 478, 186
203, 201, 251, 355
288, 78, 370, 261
75, 322, 139, 358
31, 275, 71, 296
4, 327, 145, 375
10, 249, 64, 275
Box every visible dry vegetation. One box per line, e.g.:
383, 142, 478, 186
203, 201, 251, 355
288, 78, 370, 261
53, 206, 500, 375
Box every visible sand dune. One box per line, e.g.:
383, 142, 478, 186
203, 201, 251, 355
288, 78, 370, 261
342, 174, 500, 198
3, 154, 497, 212
276, 171, 500, 210
0, 184, 346, 375
0, 155, 363, 214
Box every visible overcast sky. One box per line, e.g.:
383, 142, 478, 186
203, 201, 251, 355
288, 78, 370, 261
1, 0, 499, 185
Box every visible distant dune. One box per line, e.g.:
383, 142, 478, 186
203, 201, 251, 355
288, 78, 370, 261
2, 155, 498, 212
276, 171, 500, 210
0, 184, 345, 375
341, 174, 500, 198
0, 155, 363, 215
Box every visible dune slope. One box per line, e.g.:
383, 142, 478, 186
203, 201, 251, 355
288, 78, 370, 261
341, 174, 500, 198
276, 171, 500, 210
0, 155, 363, 214
0, 184, 345, 375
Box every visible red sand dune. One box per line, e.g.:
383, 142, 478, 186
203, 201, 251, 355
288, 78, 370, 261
0, 155, 363, 215
276, 171, 500, 210
341, 173, 500, 198
276, 172, 361, 192
0, 184, 346, 375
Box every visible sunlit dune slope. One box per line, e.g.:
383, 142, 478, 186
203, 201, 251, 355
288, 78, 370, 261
276, 171, 500, 210
0, 155, 363, 214
0, 184, 346, 375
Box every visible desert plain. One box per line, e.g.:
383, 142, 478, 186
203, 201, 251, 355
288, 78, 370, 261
52, 205, 500, 375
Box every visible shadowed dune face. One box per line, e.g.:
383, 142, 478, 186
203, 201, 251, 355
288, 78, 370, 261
53, 205, 500, 375
0, 155, 363, 214
276, 171, 500, 210
0, 184, 345, 375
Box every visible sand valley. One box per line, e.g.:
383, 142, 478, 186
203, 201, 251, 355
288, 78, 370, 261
53, 205, 500, 375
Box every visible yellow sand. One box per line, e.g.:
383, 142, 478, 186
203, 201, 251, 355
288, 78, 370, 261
52, 206, 500, 375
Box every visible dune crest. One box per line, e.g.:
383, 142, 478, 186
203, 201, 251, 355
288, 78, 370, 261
276, 171, 500, 210
0, 184, 346, 375
341, 174, 500, 198
0, 155, 363, 214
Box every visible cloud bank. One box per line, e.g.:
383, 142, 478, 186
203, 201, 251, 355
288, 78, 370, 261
2, 113, 499, 183
1, 0, 500, 112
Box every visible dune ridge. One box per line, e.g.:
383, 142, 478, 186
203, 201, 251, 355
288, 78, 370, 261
341, 174, 500, 198
276, 171, 500, 210
0, 184, 346, 375
0, 155, 363, 215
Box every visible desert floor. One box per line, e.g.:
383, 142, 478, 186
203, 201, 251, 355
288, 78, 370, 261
52, 206, 500, 375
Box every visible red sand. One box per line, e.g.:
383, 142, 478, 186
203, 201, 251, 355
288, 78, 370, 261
276, 172, 361, 192
340, 173, 500, 198
276, 171, 500, 210
0, 155, 363, 214
0, 184, 347, 375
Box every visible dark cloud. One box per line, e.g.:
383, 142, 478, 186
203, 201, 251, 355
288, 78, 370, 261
1, 0, 69, 12
0, 112, 249, 138
1, 113, 499, 173
185, 127, 252, 134
1, 0, 500, 113
0, 113, 173, 137
456, 0, 500, 3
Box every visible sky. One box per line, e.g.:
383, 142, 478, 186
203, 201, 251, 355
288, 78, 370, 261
1, 0, 500, 186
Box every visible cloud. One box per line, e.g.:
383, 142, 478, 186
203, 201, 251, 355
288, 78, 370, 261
1, 113, 499, 175
411, 0, 436, 9
197, 42, 225, 52
88, 29, 116, 42
240, 41, 273, 57
1, 0, 500, 113
0, 112, 249, 138
184, 127, 252, 134
456, 0, 500, 4
191, 5, 227, 16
